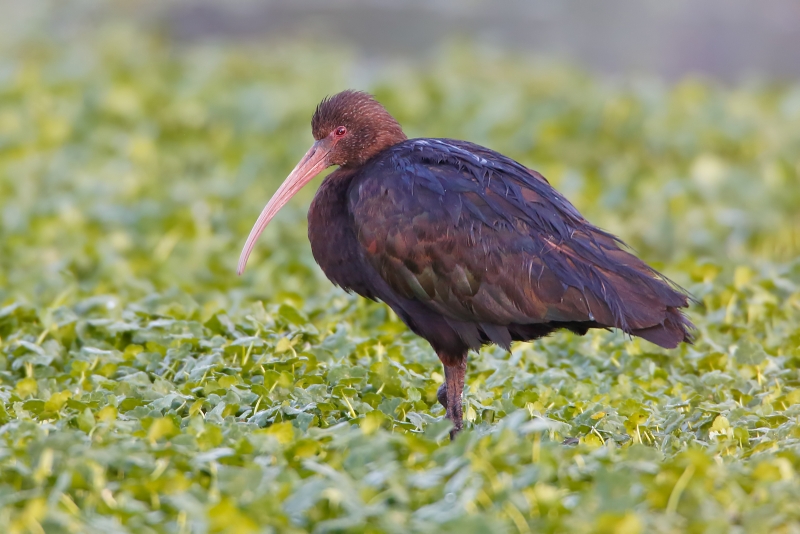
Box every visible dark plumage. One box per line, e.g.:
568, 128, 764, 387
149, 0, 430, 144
238, 90, 693, 439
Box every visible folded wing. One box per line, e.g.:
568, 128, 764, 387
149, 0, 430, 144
349, 139, 693, 349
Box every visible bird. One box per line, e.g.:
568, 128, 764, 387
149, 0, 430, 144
237, 90, 693, 440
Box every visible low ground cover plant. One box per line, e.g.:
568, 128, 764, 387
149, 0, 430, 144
1, 27, 800, 533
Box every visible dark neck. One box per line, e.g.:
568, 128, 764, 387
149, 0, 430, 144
320, 166, 359, 187
344, 134, 406, 169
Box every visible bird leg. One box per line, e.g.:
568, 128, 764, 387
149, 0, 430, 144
440, 358, 467, 440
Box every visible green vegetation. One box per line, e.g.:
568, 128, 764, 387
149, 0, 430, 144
2, 27, 800, 533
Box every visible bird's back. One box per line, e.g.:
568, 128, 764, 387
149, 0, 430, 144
344, 138, 693, 351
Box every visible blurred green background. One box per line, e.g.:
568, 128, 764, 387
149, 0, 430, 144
1, 2, 800, 533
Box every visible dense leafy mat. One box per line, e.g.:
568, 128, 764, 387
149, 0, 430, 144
2, 27, 800, 533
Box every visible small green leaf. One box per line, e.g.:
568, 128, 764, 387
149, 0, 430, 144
734, 340, 767, 365
77, 408, 96, 433
16, 378, 38, 398
264, 421, 294, 445
147, 417, 179, 443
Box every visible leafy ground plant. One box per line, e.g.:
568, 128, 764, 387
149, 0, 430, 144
1, 25, 800, 534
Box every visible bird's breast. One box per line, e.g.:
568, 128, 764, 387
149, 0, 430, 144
307, 171, 379, 300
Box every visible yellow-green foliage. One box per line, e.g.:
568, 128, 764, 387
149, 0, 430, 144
1, 27, 800, 533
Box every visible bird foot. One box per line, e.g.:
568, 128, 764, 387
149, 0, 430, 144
448, 410, 463, 441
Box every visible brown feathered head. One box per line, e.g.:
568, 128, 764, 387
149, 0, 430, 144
237, 90, 407, 274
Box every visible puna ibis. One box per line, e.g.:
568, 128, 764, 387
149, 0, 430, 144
238, 90, 693, 439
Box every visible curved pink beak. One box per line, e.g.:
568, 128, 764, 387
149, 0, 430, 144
237, 139, 331, 275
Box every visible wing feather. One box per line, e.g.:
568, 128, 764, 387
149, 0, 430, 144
349, 139, 692, 341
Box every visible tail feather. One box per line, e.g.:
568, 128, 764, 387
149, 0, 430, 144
585, 239, 696, 348
630, 308, 694, 349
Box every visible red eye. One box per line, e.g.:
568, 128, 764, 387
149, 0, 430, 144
334, 126, 347, 137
